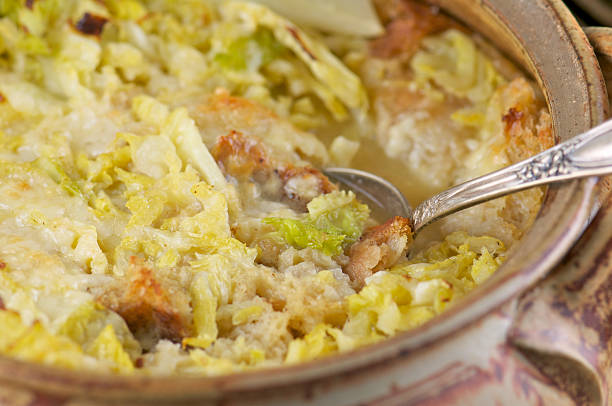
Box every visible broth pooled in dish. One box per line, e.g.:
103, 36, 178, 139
0, 0, 552, 375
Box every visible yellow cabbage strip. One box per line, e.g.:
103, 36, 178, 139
106, 0, 146, 20
249, 0, 383, 37
285, 324, 352, 364
87, 324, 134, 373
0, 310, 88, 370
162, 107, 228, 192
346, 272, 414, 336
58, 301, 141, 359
34, 155, 83, 197
183, 273, 218, 349
232, 305, 263, 326
339, 232, 505, 340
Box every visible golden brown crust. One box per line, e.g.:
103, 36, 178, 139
211, 130, 272, 179
279, 166, 338, 210
195, 89, 279, 137
344, 216, 413, 288
211, 131, 336, 210
500, 79, 555, 163
370, 0, 453, 59
98, 257, 192, 345
279, 166, 337, 195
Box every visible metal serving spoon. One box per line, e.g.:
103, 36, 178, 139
325, 118, 612, 234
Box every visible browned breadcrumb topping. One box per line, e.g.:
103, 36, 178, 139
212, 131, 337, 211
370, 0, 453, 59
500, 79, 554, 162
97, 257, 192, 346
212, 130, 272, 179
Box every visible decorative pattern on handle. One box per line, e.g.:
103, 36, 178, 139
515, 139, 580, 181
411, 197, 442, 232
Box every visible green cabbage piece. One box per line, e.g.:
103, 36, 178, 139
264, 190, 370, 256
264, 217, 346, 256
307, 189, 370, 244
214, 28, 285, 71
34, 155, 83, 198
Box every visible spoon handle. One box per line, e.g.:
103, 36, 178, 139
411, 119, 612, 232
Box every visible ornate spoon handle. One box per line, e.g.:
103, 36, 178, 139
411, 119, 612, 233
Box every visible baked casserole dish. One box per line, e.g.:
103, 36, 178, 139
0, 0, 555, 376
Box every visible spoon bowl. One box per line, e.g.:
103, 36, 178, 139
323, 167, 411, 221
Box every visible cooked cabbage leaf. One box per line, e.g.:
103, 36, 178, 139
58, 301, 141, 359
34, 155, 83, 198
221, 1, 369, 119
161, 107, 228, 192
411, 29, 506, 105
307, 190, 370, 244
264, 190, 370, 256
0, 310, 88, 370
264, 217, 346, 256
340, 231, 506, 339
183, 273, 218, 349
87, 324, 135, 373
214, 28, 285, 71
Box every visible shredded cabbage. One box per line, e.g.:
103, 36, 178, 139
220, 1, 369, 120
411, 29, 506, 105
264, 190, 369, 255
214, 28, 285, 71
0, 310, 89, 370
34, 155, 83, 198
183, 273, 218, 349
87, 324, 135, 373
283, 232, 505, 364
58, 301, 141, 359
161, 107, 228, 192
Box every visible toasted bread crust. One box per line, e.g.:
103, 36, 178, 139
212, 130, 272, 179
344, 216, 413, 288
500, 79, 554, 163
99, 257, 192, 345
212, 131, 337, 210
